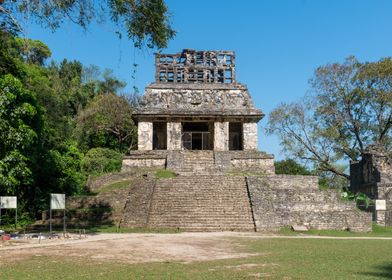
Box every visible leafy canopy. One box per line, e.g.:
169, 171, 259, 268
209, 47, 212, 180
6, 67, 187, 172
267, 57, 392, 180
0, 0, 175, 49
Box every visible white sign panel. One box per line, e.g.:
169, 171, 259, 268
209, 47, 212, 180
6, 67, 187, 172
51, 194, 65, 210
375, 200, 387, 211
0, 196, 17, 209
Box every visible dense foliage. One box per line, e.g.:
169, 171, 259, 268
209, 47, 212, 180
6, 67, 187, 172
0, 32, 138, 223
81, 148, 123, 175
0, 0, 175, 225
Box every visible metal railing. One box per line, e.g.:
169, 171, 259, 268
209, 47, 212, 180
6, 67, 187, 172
182, 132, 210, 150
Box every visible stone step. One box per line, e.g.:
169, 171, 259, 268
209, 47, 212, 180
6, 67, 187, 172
147, 175, 255, 231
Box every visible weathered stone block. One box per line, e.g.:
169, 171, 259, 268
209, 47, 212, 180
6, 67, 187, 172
231, 158, 275, 174
122, 158, 166, 170
214, 122, 229, 151
138, 122, 153, 150
167, 122, 182, 150
243, 122, 258, 150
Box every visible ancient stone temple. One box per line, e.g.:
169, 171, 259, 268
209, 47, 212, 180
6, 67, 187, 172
123, 49, 275, 173
111, 49, 373, 232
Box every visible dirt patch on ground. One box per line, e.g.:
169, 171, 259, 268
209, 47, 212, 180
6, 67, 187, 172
0, 232, 259, 265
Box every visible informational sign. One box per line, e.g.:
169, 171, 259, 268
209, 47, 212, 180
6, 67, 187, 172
0, 196, 17, 209
50, 194, 65, 210
375, 200, 387, 211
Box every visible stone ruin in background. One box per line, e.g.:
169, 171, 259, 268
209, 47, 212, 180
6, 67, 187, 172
351, 144, 392, 226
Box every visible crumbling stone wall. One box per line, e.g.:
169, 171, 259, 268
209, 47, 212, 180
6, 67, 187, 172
65, 176, 156, 228
215, 151, 275, 174
155, 50, 236, 84
248, 175, 372, 232
350, 146, 392, 226
122, 151, 167, 171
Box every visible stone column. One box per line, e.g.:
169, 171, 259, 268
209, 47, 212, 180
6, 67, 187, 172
167, 122, 182, 150
243, 122, 258, 150
214, 122, 229, 151
138, 121, 153, 150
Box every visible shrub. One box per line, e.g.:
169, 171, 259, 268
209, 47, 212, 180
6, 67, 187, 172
81, 148, 123, 175
341, 189, 370, 209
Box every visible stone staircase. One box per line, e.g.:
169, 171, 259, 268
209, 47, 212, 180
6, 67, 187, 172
147, 175, 256, 231
168, 150, 218, 174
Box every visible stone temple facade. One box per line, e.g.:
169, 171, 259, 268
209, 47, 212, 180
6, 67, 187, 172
123, 49, 275, 173
138, 49, 260, 152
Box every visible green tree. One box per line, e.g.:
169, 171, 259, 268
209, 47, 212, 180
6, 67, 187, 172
0, 31, 26, 77
0, 74, 41, 195
15, 38, 51, 66
75, 93, 137, 153
267, 57, 392, 181
0, 33, 141, 221
274, 159, 311, 175
96, 69, 126, 95
46, 142, 85, 195
0, 0, 175, 49
81, 148, 123, 175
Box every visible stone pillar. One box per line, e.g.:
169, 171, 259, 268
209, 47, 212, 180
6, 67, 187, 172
243, 122, 258, 150
138, 121, 153, 150
214, 122, 229, 151
167, 122, 182, 150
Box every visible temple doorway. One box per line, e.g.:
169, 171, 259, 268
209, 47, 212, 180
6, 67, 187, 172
182, 122, 213, 150
229, 123, 243, 150
153, 122, 167, 150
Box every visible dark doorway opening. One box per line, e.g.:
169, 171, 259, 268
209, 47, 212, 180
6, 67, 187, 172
182, 122, 213, 150
153, 122, 167, 150
229, 122, 243, 150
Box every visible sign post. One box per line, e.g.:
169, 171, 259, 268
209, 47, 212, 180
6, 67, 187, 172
0, 196, 17, 228
50, 194, 66, 234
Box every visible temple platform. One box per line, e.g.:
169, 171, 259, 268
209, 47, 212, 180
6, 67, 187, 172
122, 150, 275, 174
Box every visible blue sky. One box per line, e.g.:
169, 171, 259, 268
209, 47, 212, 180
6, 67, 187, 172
26, 0, 392, 159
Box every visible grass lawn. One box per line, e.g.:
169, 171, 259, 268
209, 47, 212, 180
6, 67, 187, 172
1, 237, 392, 279
96, 179, 133, 193
279, 224, 392, 237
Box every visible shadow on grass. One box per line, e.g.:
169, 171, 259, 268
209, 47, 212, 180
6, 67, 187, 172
358, 263, 392, 279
